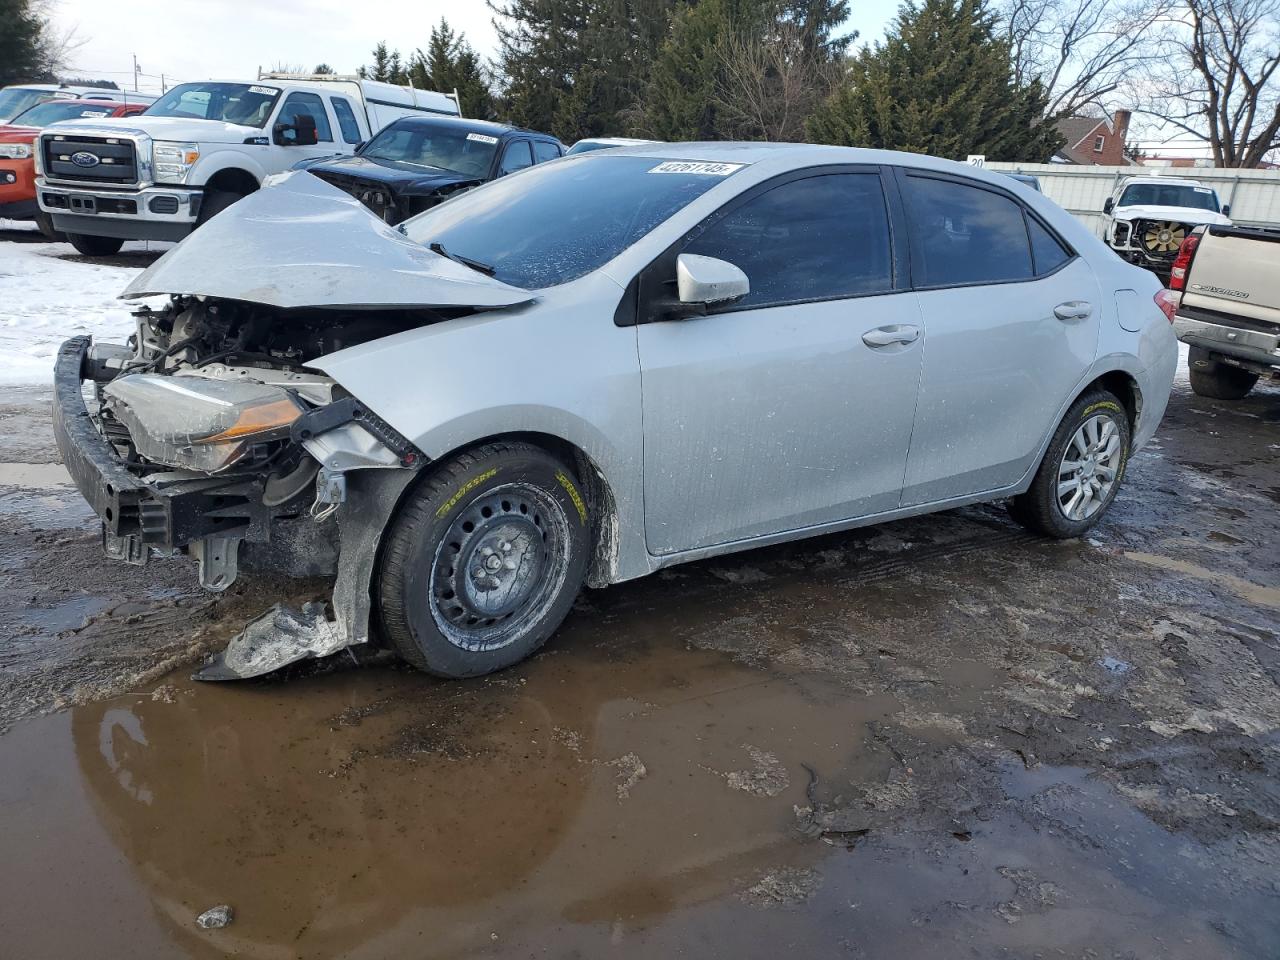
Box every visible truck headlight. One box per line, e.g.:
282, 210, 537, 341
103, 374, 303, 474
153, 141, 201, 184
0, 143, 32, 160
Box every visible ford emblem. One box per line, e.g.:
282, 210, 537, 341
70, 151, 100, 168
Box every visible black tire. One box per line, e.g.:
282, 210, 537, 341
196, 189, 247, 227
65, 233, 124, 256
34, 211, 64, 242
378, 442, 592, 678
1010, 390, 1132, 539
1188, 347, 1258, 400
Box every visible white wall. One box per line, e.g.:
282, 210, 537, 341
984, 162, 1280, 232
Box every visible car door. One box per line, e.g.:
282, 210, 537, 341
636, 168, 925, 556
895, 169, 1100, 507
498, 139, 534, 176
269, 91, 345, 168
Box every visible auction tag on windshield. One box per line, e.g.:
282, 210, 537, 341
1193, 186, 1212, 194
466, 133, 499, 144
648, 161, 744, 176
248, 85, 278, 96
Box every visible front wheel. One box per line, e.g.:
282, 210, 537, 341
378, 442, 592, 678
1010, 391, 1131, 538
196, 189, 247, 227
34, 211, 64, 241
1188, 348, 1258, 400
65, 233, 124, 256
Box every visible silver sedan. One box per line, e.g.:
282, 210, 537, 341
54, 143, 1178, 679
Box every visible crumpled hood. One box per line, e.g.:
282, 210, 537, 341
1114, 203, 1231, 226
46, 115, 260, 144
121, 171, 534, 310
308, 155, 477, 195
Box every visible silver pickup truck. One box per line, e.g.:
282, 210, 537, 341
1169, 224, 1280, 399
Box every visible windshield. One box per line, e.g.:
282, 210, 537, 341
402, 154, 740, 289
1119, 182, 1220, 212
11, 101, 117, 127
0, 88, 50, 123
363, 122, 500, 178
145, 82, 280, 128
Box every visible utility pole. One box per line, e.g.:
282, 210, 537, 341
161, 74, 166, 93
132, 53, 139, 92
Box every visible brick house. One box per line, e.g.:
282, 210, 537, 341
1052, 110, 1134, 165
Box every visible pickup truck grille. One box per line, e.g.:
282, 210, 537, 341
42, 134, 138, 185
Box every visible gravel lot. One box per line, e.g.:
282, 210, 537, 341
0, 232, 1277, 959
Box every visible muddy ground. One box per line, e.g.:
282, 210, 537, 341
0, 364, 1278, 959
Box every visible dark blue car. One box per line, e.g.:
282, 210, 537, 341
301, 116, 564, 224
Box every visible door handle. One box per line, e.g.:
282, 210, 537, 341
1054, 300, 1093, 321
862, 324, 920, 347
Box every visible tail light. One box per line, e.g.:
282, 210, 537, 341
1169, 229, 1203, 290
1154, 288, 1178, 323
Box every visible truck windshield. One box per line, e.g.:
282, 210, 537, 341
11, 101, 116, 126
146, 82, 281, 128
1119, 182, 1220, 212
0, 87, 50, 123
363, 122, 499, 178
402, 154, 739, 289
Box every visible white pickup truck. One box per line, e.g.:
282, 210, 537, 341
35, 73, 458, 255
1100, 176, 1233, 279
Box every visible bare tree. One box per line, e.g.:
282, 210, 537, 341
713, 21, 841, 141
999, 0, 1174, 116
32, 0, 87, 78
1145, 0, 1280, 167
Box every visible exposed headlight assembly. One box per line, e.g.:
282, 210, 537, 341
103, 374, 303, 474
0, 142, 32, 160
153, 141, 201, 183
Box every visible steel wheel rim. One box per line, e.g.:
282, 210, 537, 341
429, 483, 571, 652
1057, 413, 1122, 522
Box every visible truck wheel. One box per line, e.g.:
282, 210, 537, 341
378, 442, 592, 678
65, 233, 125, 256
1188, 348, 1258, 400
196, 190, 246, 227
1010, 390, 1131, 539
34, 211, 65, 242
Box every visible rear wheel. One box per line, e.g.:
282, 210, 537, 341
378, 442, 592, 678
65, 233, 124, 256
1188, 347, 1258, 400
1010, 390, 1131, 538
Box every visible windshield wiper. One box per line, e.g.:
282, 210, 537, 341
428, 241, 496, 277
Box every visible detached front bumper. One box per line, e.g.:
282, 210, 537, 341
52, 336, 272, 557
38, 180, 198, 241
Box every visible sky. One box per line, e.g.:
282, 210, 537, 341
50, 0, 903, 96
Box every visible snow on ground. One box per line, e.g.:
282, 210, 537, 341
0, 220, 169, 386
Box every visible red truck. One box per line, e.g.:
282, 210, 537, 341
0, 98, 149, 238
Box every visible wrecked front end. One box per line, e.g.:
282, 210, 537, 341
52, 305, 427, 680
50, 173, 533, 679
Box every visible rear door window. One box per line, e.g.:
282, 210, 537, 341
329, 96, 362, 144
682, 172, 895, 309
499, 140, 533, 175
903, 175, 1033, 286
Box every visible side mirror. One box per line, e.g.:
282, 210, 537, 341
1103, 197, 1114, 214
1221, 203, 1231, 217
272, 114, 319, 147
676, 253, 749, 307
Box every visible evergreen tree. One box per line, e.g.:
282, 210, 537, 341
638, 0, 851, 140
0, 0, 48, 85
806, 0, 1063, 161
312, 63, 335, 75
411, 19, 497, 120
491, 0, 677, 141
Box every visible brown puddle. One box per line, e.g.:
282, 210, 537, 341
0, 632, 902, 959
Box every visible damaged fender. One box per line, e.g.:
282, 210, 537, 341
196, 467, 418, 680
